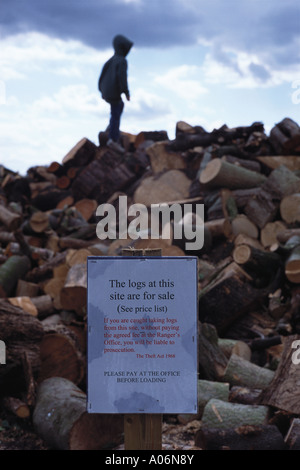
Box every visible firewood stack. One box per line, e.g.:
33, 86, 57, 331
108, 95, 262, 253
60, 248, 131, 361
0, 116, 300, 450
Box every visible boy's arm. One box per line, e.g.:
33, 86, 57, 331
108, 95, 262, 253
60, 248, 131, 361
118, 59, 130, 100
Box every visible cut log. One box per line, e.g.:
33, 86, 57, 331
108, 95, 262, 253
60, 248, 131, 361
221, 154, 261, 173
285, 237, 300, 283
285, 418, 300, 450
280, 193, 300, 224
234, 233, 264, 250
0, 204, 21, 231
218, 338, 251, 361
29, 211, 49, 233
256, 155, 300, 171
259, 335, 300, 414
71, 150, 135, 203
270, 118, 300, 154
201, 398, 270, 430
33, 377, 123, 450
260, 221, 287, 249
8, 296, 38, 317
16, 279, 40, 298
244, 189, 278, 229
0, 255, 31, 298
198, 323, 228, 381
38, 325, 85, 385
222, 353, 274, 389
178, 379, 230, 423
195, 424, 286, 450
229, 386, 263, 405
60, 263, 87, 315
199, 158, 266, 190
74, 198, 98, 222
31, 295, 54, 319
276, 228, 300, 244
133, 170, 191, 206
3, 396, 30, 419
231, 214, 259, 239
262, 165, 300, 199
232, 244, 282, 279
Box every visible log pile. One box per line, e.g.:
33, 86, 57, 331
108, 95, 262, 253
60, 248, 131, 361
0, 116, 300, 450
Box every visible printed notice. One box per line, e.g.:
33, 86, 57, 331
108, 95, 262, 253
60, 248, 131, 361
87, 256, 198, 414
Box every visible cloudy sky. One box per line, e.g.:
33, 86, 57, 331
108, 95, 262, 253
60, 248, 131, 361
1, 0, 299, 174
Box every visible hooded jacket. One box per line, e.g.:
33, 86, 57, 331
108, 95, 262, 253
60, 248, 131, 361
98, 35, 133, 103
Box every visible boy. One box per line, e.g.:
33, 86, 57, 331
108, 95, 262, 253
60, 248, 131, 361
98, 34, 133, 153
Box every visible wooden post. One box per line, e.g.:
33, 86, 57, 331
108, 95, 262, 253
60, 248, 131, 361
122, 247, 162, 451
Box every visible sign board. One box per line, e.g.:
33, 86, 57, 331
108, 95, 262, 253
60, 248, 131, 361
87, 256, 198, 414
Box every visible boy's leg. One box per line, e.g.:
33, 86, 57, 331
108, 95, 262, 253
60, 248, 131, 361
109, 100, 124, 142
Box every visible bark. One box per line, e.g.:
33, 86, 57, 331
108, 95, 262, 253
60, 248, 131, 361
199, 158, 266, 190
201, 398, 270, 430
195, 424, 286, 450
222, 353, 274, 389
259, 335, 300, 414
33, 377, 124, 450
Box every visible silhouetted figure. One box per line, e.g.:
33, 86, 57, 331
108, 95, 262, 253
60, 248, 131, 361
98, 34, 133, 153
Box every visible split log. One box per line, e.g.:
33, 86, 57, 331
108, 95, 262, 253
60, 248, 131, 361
222, 353, 274, 389
260, 221, 287, 249
199, 159, 266, 190
195, 424, 286, 450
133, 170, 191, 206
259, 335, 300, 414
200, 398, 270, 430
0, 204, 21, 231
199, 262, 264, 334
61, 137, 97, 168
146, 141, 186, 173
33, 377, 123, 450
60, 263, 87, 315
0, 255, 31, 298
280, 193, 300, 224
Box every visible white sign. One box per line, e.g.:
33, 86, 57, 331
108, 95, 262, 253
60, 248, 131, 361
87, 256, 198, 414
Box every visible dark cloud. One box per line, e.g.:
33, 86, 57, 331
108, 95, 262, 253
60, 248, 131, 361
0, 0, 299, 73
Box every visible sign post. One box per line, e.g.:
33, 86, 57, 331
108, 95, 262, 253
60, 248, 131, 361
87, 248, 198, 450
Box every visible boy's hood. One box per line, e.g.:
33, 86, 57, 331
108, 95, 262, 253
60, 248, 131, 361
113, 34, 133, 57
